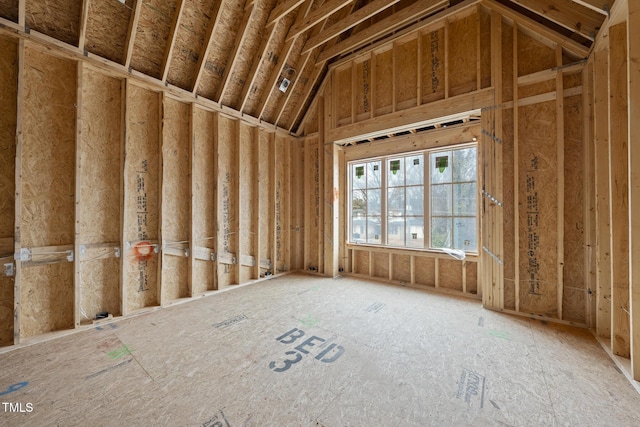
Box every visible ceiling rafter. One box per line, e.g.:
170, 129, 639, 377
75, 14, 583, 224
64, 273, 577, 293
256, 0, 316, 120
508, 0, 603, 41
267, 0, 306, 26
123, 0, 144, 68
216, 1, 256, 104
570, 0, 613, 15
191, 0, 225, 94
285, 0, 355, 42
78, 0, 91, 51
274, 49, 312, 127
316, 0, 448, 64
161, 0, 186, 83
302, 0, 402, 55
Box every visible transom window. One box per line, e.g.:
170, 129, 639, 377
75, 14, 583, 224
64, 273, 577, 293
349, 144, 478, 252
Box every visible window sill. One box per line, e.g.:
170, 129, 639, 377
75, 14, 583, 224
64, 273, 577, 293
345, 243, 479, 262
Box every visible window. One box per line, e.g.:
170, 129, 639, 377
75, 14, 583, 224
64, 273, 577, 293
349, 144, 477, 252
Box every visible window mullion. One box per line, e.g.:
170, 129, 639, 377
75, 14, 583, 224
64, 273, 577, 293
424, 150, 430, 249
381, 158, 387, 245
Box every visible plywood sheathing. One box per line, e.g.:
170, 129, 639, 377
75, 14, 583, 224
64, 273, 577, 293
26, 0, 81, 46
0, 0, 18, 22
125, 84, 160, 311
395, 36, 418, 109
502, 108, 515, 310
196, 0, 245, 100
439, 259, 463, 291
415, 256, 436, 287
192, 106, 216, 293
374, 48, 392, 115
167, 0, 217, 90
85, 0, 132, 64
448, 13, 478, 97
275, 135, 291, 272
420, 28, 445, 104
131, 0, 178, 79
78, 67, 123, 322
161, 97, 190, 302
391, 254, 411, 283
0, 36, 17, 346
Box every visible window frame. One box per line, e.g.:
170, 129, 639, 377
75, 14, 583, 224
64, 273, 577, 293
347, 141, 479, 254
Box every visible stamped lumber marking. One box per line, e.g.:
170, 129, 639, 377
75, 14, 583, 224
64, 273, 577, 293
455, 368, 486, 408
0, 382, 28, 397
213, 314, 247, 329
365, 302, 385, 313
269, 328, 345, 373
85, 359, 133, 380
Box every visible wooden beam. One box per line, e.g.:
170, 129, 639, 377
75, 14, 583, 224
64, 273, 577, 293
188, 102, 195, 296
18, 0, 25, 28
269, 133, 277, 272
326, 88, 493, 144
609, 22, 630, 358
556, 45, 565, 320
274, 50, 312, 127
583, 58, 596, 327
252, 127, 261, 280
316, 0, 449, 64
234, 120, 241, 285
74, 62, 83, 327
157, 92, 165, 305
78, 0, 91, 50
267, 0, 305, 26
123, 0, 143, 68
302, 0, 402, 54
216, 3, 256, 104
628, 0, 640, 381
120, 79, 129, 316
571, 0, 613, 16
13, 39, 25, 344
513, 22, 520, 312
161, 0, 186, 83
509, 0, 603, 41
192, 1, 225, 94
286, 0, 354, 42
483, 0, 590, 58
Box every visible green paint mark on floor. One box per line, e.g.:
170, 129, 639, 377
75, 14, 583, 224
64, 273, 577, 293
489, 330, 510, 340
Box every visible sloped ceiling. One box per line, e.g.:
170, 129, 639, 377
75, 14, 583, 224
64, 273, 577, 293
0, 0, 611, 133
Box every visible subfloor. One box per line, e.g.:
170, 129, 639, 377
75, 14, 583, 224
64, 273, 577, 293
1, 273, 639, 426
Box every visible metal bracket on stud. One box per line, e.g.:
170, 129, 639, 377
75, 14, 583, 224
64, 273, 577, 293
114, 247, 121, 258
66, 250, 74, 262
184, 248, 190, 257
15, 248, 31, 262
210, 252, 216, 262
3, 263, 14, 277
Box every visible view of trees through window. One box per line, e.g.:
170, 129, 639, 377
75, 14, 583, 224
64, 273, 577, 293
349, 144, 477, 252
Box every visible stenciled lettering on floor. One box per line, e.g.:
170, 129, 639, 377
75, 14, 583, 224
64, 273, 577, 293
269, 328, 345, 373
455, 368, 486, 409
202, 408, 231, 427
213, 314, 247, 329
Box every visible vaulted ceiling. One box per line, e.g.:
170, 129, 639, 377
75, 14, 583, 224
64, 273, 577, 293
0, 0, 612, 133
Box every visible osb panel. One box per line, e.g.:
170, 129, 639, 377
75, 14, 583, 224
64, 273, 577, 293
192, 259, 215, 294
239, 124, 255, 281
243, 14, 296, 115
131, 0, 178, 79
439, 259, 463, 291
307, 139, 320, 269
414, 255, 435, 286
466, 261, 478, 295
374, 49, 392, 113
448, 14, 477, 97
355, 59, 371, 117
79, 255, 121, 321
275, 136, 290, 269
22, 48, 76, 248
517, 29, 556, 77
480, 8, 491, 88
0, 37, 17, 237
420, 28, 445, 104
501, 21, 514, 103
519, 80, 555, 99
125, 84, 160, 310
289, 140, 304, 271
280, 51, 317, 130
222, 0, 278, 107
0, 272, 12, 346
20, 263, 74, 337
562, 95, 585, 322
168, 0, 217, 90
353, 250, 369, 275
196, 0, 244, 100
162, 97, 190, 242
259, 130, 272, 264
0, 0, 18, 22
391, 254, 411, 283
85, 0, 132, 64
80, 68, 122, 244
518, 101, 558, 317
563, 73, 582, 90
336, 66, 352, 123
372, 252, 388, 279
26, 0, 81, 46
162, 256, 189, 301
395, 38, 418, 106
217, 115, 238, 288
503, 108, 515, 310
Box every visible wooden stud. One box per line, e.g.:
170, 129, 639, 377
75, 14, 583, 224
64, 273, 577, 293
269, 133, 277, 272
371, 53, 377, 119
74, 62, 83, 327
476, 5, 482, 91
120, 79, 129, 316
444, 20, 449, 99
192, 1, 224, 94
252, 127, 261, 280
234, 120, 241, 285
157, 92, 165, 306
410, 255, 416, 285
583, 58, 596, 326
78, 0, 91, 51
435, 258, 440, 288
628, 0, 640, 380
392, 42, 397, 112
609, 22, 630, 358
123, 0, 143, 69
161, 0, 186, 83
189, 102, 196, 296
18, 0, 25, 28
303, 137, 310, 270
417, 33, 423, 105
593, 48, 612, 338
463, 261, 467, 294
13, 39, 25, 344
212, 112, 219, 290
556, 45, 565, 320
513, 22, 520, 312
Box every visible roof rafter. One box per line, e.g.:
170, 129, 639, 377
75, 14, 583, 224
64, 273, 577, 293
286, 0, 354, 42
191, 0, 225, 94
78, 0, 90, 50
161, 0, 186, 83
123, 0, 144, 68
302, 0, 402, 54
570, 0, 613, 16
216, 2, 256, 104
267, 0, 306, 27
